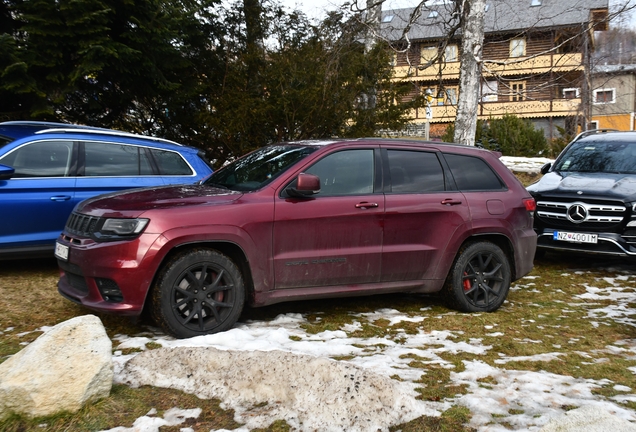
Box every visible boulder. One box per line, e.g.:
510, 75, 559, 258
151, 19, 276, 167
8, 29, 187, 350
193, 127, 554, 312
0, 314, 113, 419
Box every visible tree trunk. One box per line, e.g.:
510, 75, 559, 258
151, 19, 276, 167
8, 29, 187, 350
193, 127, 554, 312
453, 0, 486, 146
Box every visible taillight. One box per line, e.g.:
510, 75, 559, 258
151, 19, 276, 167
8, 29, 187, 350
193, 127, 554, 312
523, 198, 536, 212
523, 198, 536, 221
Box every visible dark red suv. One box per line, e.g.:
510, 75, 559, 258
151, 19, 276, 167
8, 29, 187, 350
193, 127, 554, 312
56, 139, 537, 338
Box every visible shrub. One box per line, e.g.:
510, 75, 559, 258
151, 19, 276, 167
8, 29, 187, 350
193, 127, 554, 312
443, 114, 548, 157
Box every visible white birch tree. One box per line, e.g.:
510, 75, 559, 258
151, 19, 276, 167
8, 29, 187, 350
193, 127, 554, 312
453, 0, 486, 145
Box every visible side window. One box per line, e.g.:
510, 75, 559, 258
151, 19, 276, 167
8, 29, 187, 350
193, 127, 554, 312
305, 150, 374, 196
444, 153, 505, 191
150, 149, 193, 175
84, 142, 152, 176
387, 150, 445, 193
0, 140, 73, 178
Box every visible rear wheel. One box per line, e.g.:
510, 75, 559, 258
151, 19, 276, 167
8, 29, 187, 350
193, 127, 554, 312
444, 241, 511, 312
151, 248, 245, 338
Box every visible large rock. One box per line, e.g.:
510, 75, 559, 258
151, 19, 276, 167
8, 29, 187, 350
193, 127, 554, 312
0, 315, 113, 419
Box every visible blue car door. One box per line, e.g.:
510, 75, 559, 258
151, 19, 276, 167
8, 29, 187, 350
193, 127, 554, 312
0, 140, 77, 251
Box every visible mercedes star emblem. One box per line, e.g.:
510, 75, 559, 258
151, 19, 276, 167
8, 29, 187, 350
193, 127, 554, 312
567, 204, 588, 223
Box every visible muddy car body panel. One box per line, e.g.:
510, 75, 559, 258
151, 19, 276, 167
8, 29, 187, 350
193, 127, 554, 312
56, 139, 537, 337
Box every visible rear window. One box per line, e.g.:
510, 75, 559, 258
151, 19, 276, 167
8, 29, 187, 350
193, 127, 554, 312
444, 153, 505, 191
387, 150, 445, 193
150, 149, 193, 175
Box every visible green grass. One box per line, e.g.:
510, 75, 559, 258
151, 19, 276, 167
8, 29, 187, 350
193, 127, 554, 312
1, 244, 635, 430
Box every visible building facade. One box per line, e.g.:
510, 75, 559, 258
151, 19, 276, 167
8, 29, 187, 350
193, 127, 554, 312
591, 64, 636, 131
381, 0, 609, 140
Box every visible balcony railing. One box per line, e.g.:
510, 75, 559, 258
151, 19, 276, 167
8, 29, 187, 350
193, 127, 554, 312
407, 98, 581, 123
394, 53, 583, 80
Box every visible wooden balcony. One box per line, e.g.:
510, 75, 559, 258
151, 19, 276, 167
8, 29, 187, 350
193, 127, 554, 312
407, 98, 581, 123
393, 53, 583, 81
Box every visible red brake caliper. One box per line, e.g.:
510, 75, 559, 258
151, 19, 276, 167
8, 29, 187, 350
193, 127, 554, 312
463, 272, 471, 291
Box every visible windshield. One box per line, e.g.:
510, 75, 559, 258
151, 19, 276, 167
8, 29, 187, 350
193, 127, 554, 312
554, 141, 636, 174
204, 145, 316, 191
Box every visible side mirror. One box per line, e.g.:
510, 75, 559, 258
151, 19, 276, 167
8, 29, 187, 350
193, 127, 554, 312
0, 164, 15, 181
287, 173, 320, 198
540, 163, 552, 175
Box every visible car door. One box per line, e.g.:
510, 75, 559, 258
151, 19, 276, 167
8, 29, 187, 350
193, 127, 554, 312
442, 151, 509, 230
74, 141, 164, 202
381, 148, 471, 282
0, 140, 77, 250
273, 148, 384, 289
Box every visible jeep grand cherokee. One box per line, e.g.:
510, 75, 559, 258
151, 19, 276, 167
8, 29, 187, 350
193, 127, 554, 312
56, 139, 537, 338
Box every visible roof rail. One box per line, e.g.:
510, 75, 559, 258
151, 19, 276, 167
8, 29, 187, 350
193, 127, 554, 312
33, 128, 182, 146
0, 121, 94, 129
571, 128, 619, 143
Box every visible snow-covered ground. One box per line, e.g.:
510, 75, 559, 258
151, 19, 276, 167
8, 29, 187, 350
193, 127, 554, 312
100, 258, 636, 432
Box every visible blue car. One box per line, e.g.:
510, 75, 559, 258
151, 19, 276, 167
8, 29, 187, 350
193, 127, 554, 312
0, 121, 213, 259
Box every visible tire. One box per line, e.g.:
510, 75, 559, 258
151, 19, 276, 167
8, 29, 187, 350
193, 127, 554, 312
151, 248, 245, 338
444, 241, 511, 312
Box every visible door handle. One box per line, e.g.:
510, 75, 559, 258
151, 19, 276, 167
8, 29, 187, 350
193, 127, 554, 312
441, 198, 462, 206
355, 202, 379, 209
50, 195, 72, 202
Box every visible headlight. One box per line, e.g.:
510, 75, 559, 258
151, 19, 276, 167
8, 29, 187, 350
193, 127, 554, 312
94, 218, 149, 240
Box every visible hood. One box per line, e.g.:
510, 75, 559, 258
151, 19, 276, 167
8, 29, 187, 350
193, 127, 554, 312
77, 184, 243, 217
527, 171, 636, 202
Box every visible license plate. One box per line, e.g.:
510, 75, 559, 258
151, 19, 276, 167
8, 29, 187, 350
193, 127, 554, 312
553, 231, 598, 244
55, 242, 69, 261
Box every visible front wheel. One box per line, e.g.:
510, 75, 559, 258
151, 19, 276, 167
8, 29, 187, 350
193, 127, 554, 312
151, 248, 245, 338
444, 241, 511, 312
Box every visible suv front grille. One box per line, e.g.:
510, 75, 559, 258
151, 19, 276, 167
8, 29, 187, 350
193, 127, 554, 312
536, 198, 626, 230
66, 212, 102, 237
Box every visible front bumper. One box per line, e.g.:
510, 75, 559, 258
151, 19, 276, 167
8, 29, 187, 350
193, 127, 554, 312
56, 232, 164, 315
536, 229, 636, 257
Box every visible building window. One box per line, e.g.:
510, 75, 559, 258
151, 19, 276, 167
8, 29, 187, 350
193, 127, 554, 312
531, 0, 542, 6
428, 11, 439, 18
510, 82, 526, 101
481, 80, 498, 102
589, 121, 599, 129
421, 46, 437, 64
444, 44, 458, 62
445, 87, 458, 105
510, 38, 526, 57
563, 88, 580, 99
382, 15, 394, 23
593, 88, 616, 104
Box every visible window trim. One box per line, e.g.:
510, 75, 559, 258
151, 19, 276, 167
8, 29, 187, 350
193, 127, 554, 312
563, 88, 580, 99
421, 45, 438, 64
510, 37, 526, 58
510, 81, 526, 102
444, 44, 458, 63
593, 88, 616, 104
